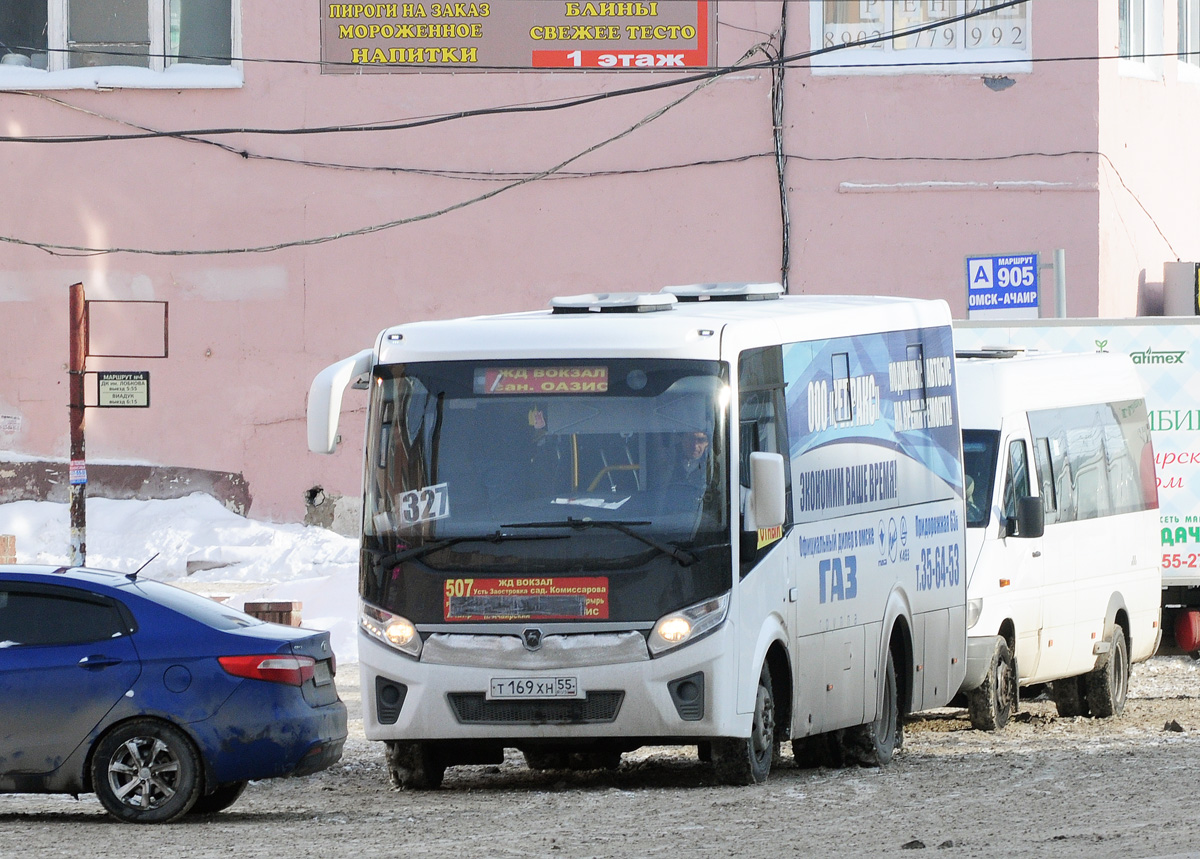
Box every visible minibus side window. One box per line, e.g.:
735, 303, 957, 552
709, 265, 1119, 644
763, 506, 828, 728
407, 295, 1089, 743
1002, 440, 1031, 528
1033, 437, 1057, 524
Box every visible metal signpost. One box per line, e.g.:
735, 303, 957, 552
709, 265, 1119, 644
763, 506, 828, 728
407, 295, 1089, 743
66, 284, 167, 564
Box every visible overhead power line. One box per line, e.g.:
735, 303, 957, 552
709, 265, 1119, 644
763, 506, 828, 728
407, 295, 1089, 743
0, 41, 772, 257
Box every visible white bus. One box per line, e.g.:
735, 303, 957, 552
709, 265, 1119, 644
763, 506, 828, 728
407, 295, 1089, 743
955, 349, 1161, 730
308, 284, 968, 787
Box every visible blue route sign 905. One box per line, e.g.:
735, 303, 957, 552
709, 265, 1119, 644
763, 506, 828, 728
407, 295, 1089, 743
966, 253, 1039, 320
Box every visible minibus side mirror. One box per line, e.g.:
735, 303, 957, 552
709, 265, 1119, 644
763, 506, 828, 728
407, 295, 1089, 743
1006, 495, 1045, 539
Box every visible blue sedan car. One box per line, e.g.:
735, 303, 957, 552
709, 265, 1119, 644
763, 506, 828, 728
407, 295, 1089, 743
0, 565, 347, 823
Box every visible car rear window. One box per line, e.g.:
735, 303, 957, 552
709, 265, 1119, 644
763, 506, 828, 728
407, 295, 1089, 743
127, 580, 264, 631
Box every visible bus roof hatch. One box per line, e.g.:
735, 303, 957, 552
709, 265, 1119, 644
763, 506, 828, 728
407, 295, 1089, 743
549, 292, 677, 314
660, 282, 783, 302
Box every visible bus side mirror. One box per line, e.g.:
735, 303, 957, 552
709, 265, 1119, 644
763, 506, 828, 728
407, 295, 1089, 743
307, 349, 373, 454
746, 451, 786, 532
1006, 495, 1045, 539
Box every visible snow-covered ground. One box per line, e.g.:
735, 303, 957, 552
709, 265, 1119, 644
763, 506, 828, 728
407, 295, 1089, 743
0, 493, 361, 662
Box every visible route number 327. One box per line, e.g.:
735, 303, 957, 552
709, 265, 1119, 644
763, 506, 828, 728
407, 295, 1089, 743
398, 483, 450, 526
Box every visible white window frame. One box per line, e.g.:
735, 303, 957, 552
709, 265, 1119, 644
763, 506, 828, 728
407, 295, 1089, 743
1120, 0, 1146, 59
809, 0, 1033, 76
0, 0, 242, 91
1179, 0, 1200, 81
1119, 0, 1164, 79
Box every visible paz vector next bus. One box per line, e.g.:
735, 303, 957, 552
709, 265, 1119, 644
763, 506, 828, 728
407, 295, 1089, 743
307, 283, 968, 787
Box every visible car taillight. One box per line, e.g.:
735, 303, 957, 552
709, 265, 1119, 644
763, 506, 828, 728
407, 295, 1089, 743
218, 654, 316, 686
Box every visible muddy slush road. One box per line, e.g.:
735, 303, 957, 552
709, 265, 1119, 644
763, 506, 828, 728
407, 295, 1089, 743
3, 656, 1200, 859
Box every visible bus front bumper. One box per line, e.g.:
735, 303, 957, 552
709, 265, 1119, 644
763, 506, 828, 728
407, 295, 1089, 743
358, 625, 745, 744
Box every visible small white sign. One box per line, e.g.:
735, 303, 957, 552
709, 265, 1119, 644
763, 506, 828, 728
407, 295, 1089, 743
398, 483, 450, 527
98, 371, 150, 408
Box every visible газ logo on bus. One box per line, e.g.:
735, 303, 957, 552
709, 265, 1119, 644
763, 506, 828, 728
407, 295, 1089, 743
522, 628, 544, 651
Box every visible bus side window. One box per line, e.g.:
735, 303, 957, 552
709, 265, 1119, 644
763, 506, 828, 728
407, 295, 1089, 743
738, 346, 791, 574
1002, 440, 1031, 528
737, 346, 790, 495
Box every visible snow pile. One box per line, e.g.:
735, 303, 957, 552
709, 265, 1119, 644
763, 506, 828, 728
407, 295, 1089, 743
0, 493, 361, 662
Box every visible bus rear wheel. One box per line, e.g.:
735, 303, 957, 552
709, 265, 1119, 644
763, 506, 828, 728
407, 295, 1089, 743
385, 741, 445, 790
712, 664, 777, 785
843, 649, 902, 767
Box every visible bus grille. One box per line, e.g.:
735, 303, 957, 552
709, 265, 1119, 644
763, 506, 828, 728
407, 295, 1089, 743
447, 692, 624, 725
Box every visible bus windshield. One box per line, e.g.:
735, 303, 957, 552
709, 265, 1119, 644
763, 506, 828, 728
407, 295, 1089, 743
361, 358, 732, 624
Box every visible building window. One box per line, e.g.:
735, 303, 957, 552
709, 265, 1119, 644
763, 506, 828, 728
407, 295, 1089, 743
1181, 0, 1200, 68
1120, 0, 1146, 58
810, 0, 1032, 74
0, 0, 233, 76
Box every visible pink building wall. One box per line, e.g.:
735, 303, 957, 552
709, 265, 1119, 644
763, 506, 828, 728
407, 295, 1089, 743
1, 2, 1195, 521
1098, 2, 1200, 316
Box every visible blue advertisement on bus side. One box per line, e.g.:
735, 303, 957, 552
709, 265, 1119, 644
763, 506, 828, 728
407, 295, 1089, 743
782, 326, 963, 524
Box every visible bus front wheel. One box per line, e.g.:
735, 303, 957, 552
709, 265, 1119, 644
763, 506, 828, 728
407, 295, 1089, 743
712, 664, 777, 785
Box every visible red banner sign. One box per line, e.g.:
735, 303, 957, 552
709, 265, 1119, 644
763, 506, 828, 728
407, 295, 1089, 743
444, 576, 610, 620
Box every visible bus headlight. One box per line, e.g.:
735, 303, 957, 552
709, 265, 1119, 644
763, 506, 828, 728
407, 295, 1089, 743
649, 593, 730, 656
967, 598, 983, 631
360, 601, 422, 659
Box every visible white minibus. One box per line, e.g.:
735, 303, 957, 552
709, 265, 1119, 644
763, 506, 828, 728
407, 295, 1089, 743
955, 348, 1161, 729
309, 284, 968, 786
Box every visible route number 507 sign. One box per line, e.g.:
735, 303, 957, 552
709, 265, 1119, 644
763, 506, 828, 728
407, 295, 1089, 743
966, 253, 1040, 320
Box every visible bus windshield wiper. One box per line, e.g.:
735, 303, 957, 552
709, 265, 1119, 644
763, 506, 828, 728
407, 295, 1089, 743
503, 518, 698, 566
379, 531, 568, 566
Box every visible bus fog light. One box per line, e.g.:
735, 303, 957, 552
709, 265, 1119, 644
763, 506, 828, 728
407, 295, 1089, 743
649, 593, 729, 656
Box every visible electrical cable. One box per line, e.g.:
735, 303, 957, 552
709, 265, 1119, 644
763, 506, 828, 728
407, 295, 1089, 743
771, 2, 791, 292
0, 41, 773, 257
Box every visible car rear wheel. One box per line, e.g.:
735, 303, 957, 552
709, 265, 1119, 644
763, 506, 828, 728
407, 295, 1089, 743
91, 719, 202, 823
188, 780, 248, 815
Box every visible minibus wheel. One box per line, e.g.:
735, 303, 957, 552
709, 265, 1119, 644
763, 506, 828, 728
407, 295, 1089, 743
966, 638, 1016, 731
1086, 627, 1129, 718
